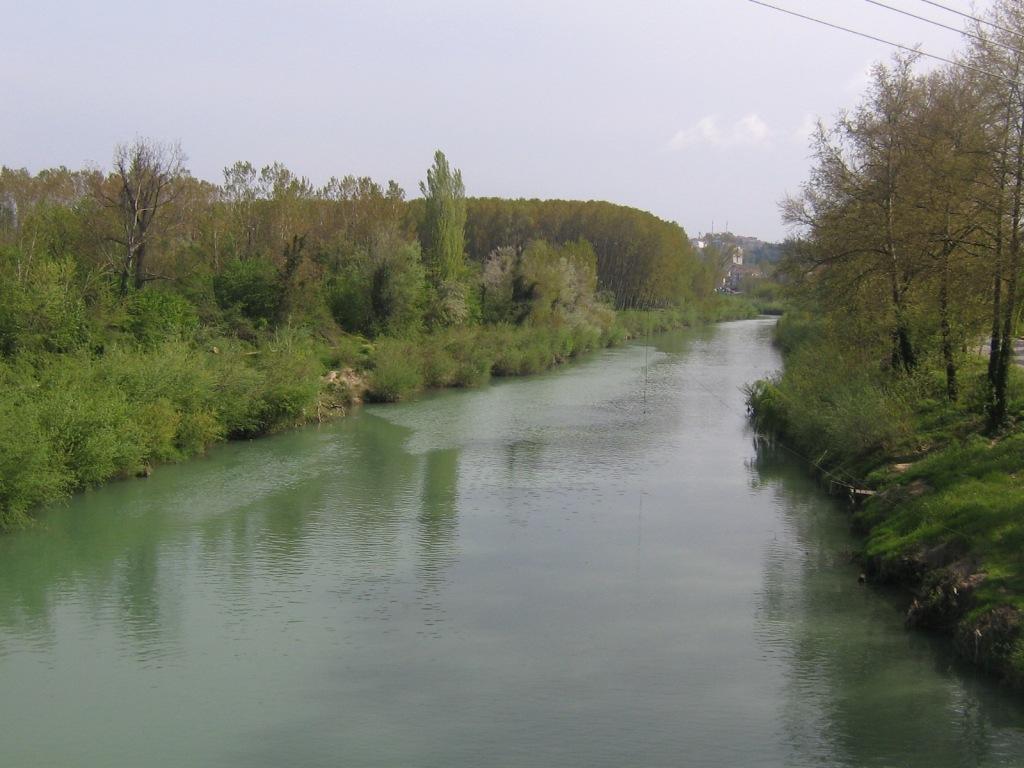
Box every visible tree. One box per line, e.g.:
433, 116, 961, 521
782, 57, 929, 372
966, 0, 1024, 430
909, 68, 991, 401
221, 160, 260, 260
419, 150, 469, 324
103, 139, 185, 293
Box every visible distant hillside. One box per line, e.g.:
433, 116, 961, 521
689, 232, 782, 266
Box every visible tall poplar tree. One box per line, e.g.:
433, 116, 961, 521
419, 150, 469, 324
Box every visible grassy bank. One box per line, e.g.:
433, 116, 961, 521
616, 294, 761, 339
747, 314, 1024, 686
2, 149, 761, 532
364, 316, 620, 403
0, 302, 742, 532
0, 327, 347, 530
368, 296, 762, 403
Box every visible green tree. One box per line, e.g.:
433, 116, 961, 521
966, 0, 1024, 430
782, 57, 929, 372
419, 150, 469, 324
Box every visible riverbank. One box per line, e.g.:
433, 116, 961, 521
0, 297, 757, 532
746, 314, 1024, 688
13, 317, 1022, 766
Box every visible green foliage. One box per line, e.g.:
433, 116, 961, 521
256, 326, 323, 429
745, 278, 786, 314
463, 198, 701, 309
615, 300, 753, 338
214, 257, 282, 325
0, 149, 740, 528
419, 150, 467, 287
42, 378, 143, 486
363, 314, 618, 401
0, 366, 70, 530
0, 328, 333, 523
439, 327, 494, 387
772, 311, 821, 356
0, 258, 90, 355
328, 234, 426, 337
746, 322, 913, 473
371, 239, 426, 336
517, 239, 599, 323
366, 338, 425, 402
479, 246, 515, 323
125, 289, 199, 345
699, 294, 759, 322
327, 261, 374, 336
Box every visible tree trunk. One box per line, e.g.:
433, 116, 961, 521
989, 110, 1024, 431
133, 242, 147, 290
938, 246, 958, 401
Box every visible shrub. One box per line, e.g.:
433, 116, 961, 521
367, 338, 424, 402
125, 289, 199, 346
214, 258, 282, 324
0, 382, 70, 529
39, 373, 144, 487
746, 330, 912, 471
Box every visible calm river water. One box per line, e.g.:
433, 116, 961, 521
2, 318, 1024, 767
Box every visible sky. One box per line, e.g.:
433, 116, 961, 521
0, 0, 987, 241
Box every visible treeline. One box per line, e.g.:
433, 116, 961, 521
0, 146, 734, 528
750, 0, 1024, 686
0, 155, 712, 346
778, 2, 1024, 429
458, 198, 710, 308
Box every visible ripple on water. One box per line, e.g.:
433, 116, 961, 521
2, 322, 1024, 768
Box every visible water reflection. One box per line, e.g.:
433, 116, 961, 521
418, 447, 460, 584
752, 443, 1024, 767
0, 407, 468, 663
2, 321, 1024, 768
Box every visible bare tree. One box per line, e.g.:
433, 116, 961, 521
102, 139, 185, 292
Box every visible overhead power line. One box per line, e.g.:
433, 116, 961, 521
862, 0, 1019, 54
746, 0, 1019, 86
914, 0, 1024, 40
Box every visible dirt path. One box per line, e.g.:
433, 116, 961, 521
979, 337, 1024, 367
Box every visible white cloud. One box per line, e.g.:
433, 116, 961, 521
735, 113, 769, 144
668, 113, 771, 150
668, 115, 723, 149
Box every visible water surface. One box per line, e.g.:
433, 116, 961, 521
2, 319, 1022, 767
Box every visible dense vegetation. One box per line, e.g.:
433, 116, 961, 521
0, 147, 752, 530
460, 198, 718, 308
747, 0, 1024, 685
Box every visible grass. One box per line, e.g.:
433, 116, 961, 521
0, 329, 330, 531
0, 298, 766, 531
364, 318, 618, 402
746, 316, 1024, 684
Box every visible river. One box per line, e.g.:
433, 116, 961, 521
1, 318, 1023, 767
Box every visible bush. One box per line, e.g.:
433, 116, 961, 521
134, 397, 183, 462
746, 330, 912, 472
327, 266, 373, 336
441, 327, 493, 387
214, 258, 282, 325
366, 338, 425, 402
773, 311, 822, 356
254, 326, 323, 430
125, 289, 199, 346
0, 375, 70, 529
